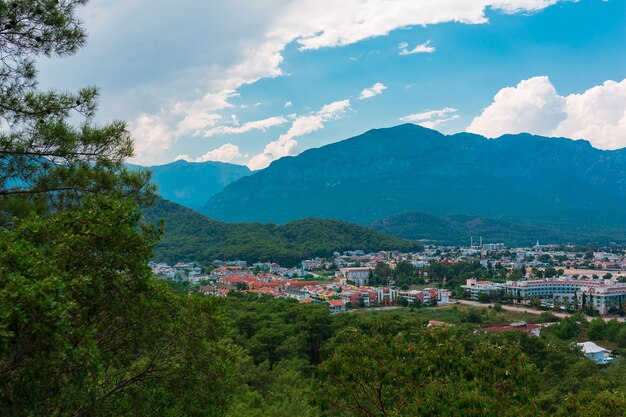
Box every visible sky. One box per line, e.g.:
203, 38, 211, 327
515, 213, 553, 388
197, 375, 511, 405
38, 0, 626, 168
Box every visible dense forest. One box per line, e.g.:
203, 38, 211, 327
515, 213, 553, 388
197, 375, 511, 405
1, 2, 626, 416
143, 199, 421, 266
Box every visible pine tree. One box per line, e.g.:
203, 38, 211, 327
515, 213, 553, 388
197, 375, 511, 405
0, 0, 153, 223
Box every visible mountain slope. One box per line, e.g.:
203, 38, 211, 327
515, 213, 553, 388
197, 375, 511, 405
370, 211, 620, 246
128, 160, 251, 209
143, 199, 422, 266
202, 124, 626, 230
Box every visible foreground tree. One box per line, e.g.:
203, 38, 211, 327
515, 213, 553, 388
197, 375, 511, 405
316, 327, 539, 417
0, 0, 151, 223
0, 197, 241, 416
0, 2, 239, 415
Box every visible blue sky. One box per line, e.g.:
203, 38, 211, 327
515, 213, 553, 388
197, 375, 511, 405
38, 0, 626, 168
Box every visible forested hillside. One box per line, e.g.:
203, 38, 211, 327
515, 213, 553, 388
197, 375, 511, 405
371, 211, 626, 245
143, 199, 421, 266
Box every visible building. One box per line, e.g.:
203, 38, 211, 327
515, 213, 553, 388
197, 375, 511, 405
328, 299, 346, 314
483, 243, 505, 251
578, 342, 614, 364
436, 288, 452, 304
503, 278, 626, 314
337, 267, 372, 286
462, 278, 502, 301
302, 259, 322, 270
399, 288, 450, 305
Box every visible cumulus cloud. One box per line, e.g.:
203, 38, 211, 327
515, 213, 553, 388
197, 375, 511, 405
176, 143, 243, 163
398, 41, 436, 55
467, 76, 626, 149
129, 114, 177, 165
359, 82, 387, 100
466, 77, 566, 137
400, 107, 459, 128
204, 116, 288, 137
247, 99, 351, 170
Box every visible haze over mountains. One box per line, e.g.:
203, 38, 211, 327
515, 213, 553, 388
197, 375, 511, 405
127, 159, 250, 209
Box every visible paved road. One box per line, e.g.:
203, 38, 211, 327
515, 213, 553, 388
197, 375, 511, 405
456, 299, 625, 322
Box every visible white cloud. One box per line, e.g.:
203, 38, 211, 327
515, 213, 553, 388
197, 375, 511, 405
176, 143, 243, 163
466, 77, 566, 137
467, 76, 626, 149
553, 80, 626, 150
285, 101, 293, 107
247, 99, 351, 170
400, 107, 459, 128
204, 116, 288, 137
420, 115, 461, 129
274, 1, 560, 51
359, 82, 387, 100
399, 41, 436, 55
176, 111, 222, 136
129, 113, 177, 165
78, 0, 565, 163
400, 107, 459, 123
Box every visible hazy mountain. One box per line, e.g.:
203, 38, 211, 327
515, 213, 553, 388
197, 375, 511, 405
143, 199, 422, 267
203, 124, 626, 232
128, 160, 251, 209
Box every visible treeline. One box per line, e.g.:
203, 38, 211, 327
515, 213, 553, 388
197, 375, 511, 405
372, 211, 626, 246
143, 199, 422, 266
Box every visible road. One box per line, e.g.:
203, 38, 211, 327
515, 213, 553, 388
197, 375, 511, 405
456, 299, 625, 322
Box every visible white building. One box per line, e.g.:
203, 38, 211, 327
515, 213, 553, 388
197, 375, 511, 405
578, 342, 614, 364
337, 267, 372, 286
462, 278, 502, 300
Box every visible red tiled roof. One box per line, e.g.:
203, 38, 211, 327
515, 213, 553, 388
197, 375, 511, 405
289, 280, 319, 286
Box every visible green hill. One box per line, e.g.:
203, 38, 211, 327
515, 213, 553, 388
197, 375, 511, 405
143, 199, 422, 266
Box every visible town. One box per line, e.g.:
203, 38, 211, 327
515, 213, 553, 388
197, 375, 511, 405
151, 240, 626, 317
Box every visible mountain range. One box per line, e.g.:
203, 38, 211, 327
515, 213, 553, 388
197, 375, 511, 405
127, 159, 250, 209
201, 124, 626, 234
135, 125, 626, 245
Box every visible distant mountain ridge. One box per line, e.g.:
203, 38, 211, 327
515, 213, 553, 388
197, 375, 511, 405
128, 160, 250, 209
143, 199, 421, 267
202, 124, 626, 234
371, 211, 626, 246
